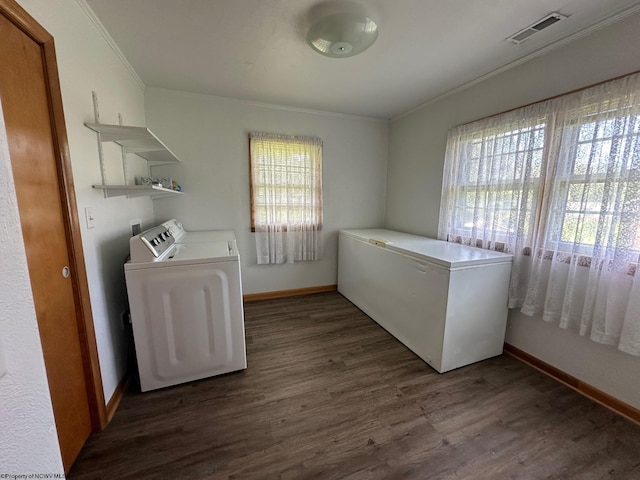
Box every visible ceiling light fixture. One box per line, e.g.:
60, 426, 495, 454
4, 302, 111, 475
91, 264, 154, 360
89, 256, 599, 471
306, 10, 378, 58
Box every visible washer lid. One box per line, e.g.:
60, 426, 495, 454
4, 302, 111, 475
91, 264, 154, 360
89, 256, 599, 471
125, 239, 241, 270
165, 241, 237, 262
180, 230, 236, 243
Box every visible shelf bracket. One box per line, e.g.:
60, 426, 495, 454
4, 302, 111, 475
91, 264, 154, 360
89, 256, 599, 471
118, 113, 130, 184
92, 91, 108, 198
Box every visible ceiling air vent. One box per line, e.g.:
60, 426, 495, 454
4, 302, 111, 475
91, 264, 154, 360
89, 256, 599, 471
508, 12, 567, 44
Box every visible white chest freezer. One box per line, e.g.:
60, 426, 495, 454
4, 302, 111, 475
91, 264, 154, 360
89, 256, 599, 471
338, 229, 513, 373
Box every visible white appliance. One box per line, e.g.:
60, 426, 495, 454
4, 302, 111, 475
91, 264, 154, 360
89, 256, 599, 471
162, 218, 235, 244
124, 224, 246, 391
338, 229, 513, 373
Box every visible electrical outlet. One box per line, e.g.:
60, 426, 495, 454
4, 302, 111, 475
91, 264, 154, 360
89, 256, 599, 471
130, 218, 141, 236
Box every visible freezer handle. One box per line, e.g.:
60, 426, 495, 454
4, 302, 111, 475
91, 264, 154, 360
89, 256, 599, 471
369, 238, 390, 247
415, 261, 430, 273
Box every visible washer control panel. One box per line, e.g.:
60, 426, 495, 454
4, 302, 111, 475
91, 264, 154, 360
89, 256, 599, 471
161, 218, 186, 242
130, 225, 176, 263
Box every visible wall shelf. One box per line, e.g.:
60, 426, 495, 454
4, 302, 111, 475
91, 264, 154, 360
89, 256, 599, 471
92, 184, 184, 199
84, 123, 182, 166
85, 91, 183, 200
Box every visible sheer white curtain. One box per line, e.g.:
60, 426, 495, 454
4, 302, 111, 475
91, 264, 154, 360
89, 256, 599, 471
438, 104, 551, 307
522, 75, 640, 354
439, 72, 640, 355
250, 132, 323, 264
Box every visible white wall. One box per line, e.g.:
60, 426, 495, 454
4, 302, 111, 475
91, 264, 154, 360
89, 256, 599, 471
386, 13, 640, 408
146, 89, 389, 294
0, 101, 64, 474
17, 0, 153, 402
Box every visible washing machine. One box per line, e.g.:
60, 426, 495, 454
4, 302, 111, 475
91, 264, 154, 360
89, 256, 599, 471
162, 218, 235, 244
124, 224, 246, 391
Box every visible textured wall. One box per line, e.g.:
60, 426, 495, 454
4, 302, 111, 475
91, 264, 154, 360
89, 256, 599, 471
0, 101, 64, 473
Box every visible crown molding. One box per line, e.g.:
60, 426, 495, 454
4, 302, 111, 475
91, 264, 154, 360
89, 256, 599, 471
392, 3, 640, 122
75, 0, 145, 91
147, 87, 389, 122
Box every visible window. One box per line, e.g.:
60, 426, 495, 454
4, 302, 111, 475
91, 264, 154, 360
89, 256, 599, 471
440, 114, 547, 252
552, 111, 640, 252
249, 132, 323, 264
439, 72, 640, 356
464, 124, 544, 241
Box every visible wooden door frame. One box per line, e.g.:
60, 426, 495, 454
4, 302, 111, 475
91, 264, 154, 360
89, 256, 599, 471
0, 0, 108, 430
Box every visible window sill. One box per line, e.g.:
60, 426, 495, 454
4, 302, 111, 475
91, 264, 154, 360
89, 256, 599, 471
251, 224, 323, 233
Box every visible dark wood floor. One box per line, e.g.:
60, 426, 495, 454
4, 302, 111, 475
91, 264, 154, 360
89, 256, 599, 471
69, 292, 640, 479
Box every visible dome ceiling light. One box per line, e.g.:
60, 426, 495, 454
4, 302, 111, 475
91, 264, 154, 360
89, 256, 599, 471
306, 9, 379, 58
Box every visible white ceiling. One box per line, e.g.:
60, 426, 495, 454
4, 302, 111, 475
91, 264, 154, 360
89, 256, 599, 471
84, 0, 640, 119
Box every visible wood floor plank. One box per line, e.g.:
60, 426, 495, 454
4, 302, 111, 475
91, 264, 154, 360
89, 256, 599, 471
69, 292, 640, 479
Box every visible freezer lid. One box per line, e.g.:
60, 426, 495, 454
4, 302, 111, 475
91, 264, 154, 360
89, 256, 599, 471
340, 229, 417, 246
339, 229, 512, 268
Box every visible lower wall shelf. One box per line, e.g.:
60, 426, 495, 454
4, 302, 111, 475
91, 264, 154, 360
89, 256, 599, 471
92, 184, 183, 199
